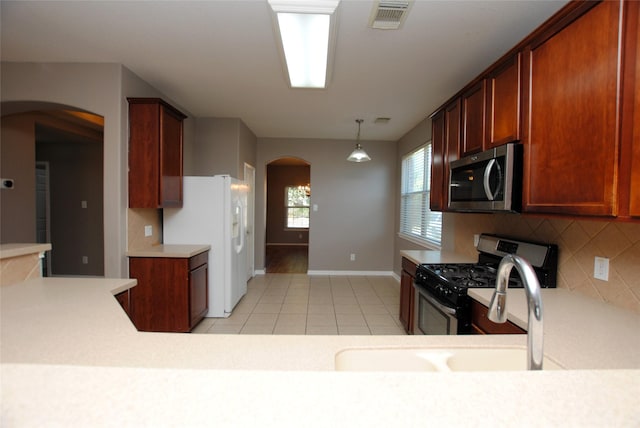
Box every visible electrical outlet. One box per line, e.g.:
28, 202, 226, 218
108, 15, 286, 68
82, 256, 88, 264
144, 225, 153, 237
350, 253, 356, 261
594, 257, 609, 281
474, 234, 480, 247
81, 200, 87, 209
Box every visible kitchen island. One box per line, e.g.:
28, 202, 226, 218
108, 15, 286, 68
2, 275, 639, 426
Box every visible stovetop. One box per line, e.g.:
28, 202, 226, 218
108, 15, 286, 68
413, 234, 558, 308
423, 263, 522, 288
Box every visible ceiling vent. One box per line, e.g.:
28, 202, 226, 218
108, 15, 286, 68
369, 1, 413, 30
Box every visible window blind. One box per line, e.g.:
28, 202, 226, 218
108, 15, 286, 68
399, 143, 442, 246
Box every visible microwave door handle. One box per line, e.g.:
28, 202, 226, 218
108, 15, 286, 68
483, 159, 502, 201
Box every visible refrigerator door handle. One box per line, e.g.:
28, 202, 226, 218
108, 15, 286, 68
235, 201, 245, 254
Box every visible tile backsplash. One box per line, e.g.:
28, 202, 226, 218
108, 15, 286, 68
447, 213, 640, 314
127, 208, 162, 251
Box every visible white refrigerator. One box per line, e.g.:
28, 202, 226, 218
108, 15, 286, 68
163, 175, 248, 317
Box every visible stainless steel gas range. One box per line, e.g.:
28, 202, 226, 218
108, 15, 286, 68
413, 234, 558, 335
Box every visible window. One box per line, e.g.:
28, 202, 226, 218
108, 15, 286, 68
285, 185, 310, 228
399, 143, 442, 247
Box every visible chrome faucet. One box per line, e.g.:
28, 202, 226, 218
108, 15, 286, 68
488, 254, 544, 370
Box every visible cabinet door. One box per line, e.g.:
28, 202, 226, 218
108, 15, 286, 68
129, 257, 190, 333
485, 53, 521, 148
189, 263, 208, 328
523, 1, 621, 216
470, 299, 526, 335
625, 1, 640, 217
461, 81, 485, 156
128, 98, 186, 209
399, 270, 414, 334
128, 102, 161, 208
444, 98, 461, 209
430, 110, 446, 211
160, 107, 183, 207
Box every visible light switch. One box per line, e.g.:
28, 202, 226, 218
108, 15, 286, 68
81, 200, 88, 209
313, 204, 318, 212
594, 257, 609, 281
144, 225, 153, 237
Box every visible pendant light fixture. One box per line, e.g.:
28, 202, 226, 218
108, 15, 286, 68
347, 119, 371, 162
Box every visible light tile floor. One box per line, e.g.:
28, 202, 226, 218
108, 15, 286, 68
192, 274, 407, 335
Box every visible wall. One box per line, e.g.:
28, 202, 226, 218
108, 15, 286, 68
36, 125, 104, 276
256, 137, 396, 273
393, 118, 435, 275
1, 62, 194, 277
444, 212, 640, 313
266, 164, 310, 245
0, 114, 36, 243
120, 66, 196, 255
192, 117, 257, 179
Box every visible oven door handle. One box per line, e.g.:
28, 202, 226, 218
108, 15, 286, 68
418, 287, 458, 316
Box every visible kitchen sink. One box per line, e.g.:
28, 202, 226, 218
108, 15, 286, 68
335, 346, 564, 372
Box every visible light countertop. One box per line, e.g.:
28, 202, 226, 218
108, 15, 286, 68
2, 276, 639, 426
401, 249, 476, 265
126, 244, 210, 258
0, 242, 51, 260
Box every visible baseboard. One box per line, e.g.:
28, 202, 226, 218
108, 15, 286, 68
253, 269, 397, 277
265, 243, 309, 246
306, 270, 394, 276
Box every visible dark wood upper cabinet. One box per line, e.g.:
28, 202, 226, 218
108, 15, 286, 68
430, 110, 446, 211
429, 0, 639, 222
485, 53, 522, 149
522, 0, 621, 217
444, 98, 461, 200
429, 99, 460, 212
621, 1, 640, 218
128, 98, 187, 208
461, 81, 485, 156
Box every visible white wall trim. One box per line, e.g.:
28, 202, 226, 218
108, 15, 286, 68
306, 270, 394, 276
252, 269, 398, 278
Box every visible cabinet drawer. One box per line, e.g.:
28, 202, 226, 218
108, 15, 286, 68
471, 299, 526, 334
401, 257, 417, 277
189, 251, 208, 270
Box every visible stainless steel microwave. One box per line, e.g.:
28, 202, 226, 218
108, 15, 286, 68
448, 143, 522, 212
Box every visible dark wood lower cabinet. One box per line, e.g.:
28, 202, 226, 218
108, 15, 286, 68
470, 298, 525, 335
129, 252, 208, 333
399, 257, 417, 334
114, 289, 130, 316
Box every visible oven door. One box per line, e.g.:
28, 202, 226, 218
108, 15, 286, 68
413, 284, 459, 335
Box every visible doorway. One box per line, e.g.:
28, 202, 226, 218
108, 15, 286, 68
265, 157, 310, 273
0, 107, 105, 276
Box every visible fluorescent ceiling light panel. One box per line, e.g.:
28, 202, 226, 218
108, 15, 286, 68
269, 0, 339, 89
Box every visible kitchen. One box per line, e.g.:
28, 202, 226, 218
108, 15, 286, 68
2, 0, 640, 425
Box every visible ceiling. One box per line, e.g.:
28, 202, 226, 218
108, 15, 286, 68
1, 0, 569, 141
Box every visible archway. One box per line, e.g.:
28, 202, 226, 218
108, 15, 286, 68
1, 102, 105, 276
265, 157, 310, 273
